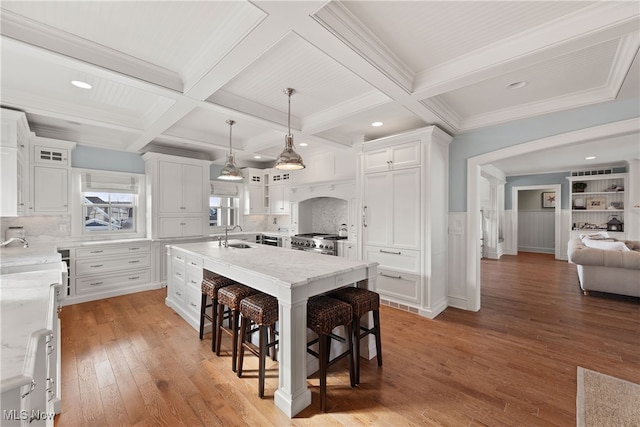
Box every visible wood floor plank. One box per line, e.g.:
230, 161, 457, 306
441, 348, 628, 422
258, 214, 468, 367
55, 252, 639, 426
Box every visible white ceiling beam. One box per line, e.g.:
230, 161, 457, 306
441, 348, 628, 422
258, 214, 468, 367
412, 2, 640, 99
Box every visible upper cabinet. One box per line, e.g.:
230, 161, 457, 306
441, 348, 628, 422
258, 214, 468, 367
362, 140, 421, 173
243, 168, 268, 214
1, 109, 30, 216
30, 138, 75, 215
143, 153, 210, 239
268, 170, 291, 215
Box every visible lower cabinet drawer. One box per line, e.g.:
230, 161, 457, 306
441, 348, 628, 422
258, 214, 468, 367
76, 253, 150, 275
375, 269, 420, 303
75, 269, 151, 295
185, 285, 202, 317
364, 246, 420, 274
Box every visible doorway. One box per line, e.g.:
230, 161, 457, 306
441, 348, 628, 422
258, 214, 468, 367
510, 184, 562, 259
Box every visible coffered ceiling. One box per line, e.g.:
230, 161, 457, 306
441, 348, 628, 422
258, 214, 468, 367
1, 1, 638, 172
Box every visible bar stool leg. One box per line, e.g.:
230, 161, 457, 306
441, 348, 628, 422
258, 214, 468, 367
199, 293, 207, 340
237, 316, 248, 377
258, 325, 268, 398
346, 323, 356, 388
353, 315, 361, 384
373, 309, 383, 367
318, 333, 328, 412
215, 302, 225, 358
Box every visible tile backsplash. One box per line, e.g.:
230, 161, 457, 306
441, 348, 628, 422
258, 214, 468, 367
1, 216, 71, 245
310, 197, 347, 234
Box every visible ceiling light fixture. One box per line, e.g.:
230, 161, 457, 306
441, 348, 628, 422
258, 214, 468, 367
71, 80, 92, 89
217, 119, 243, 181
585, 156, 596, 160
371, 121, 383, 127
254, 155, 262, 159
275, 88, 305, 170
507, 81, 527, 89
299, 142, 308, 147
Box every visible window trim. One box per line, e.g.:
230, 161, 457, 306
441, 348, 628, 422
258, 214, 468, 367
209, 180, 241, 232
72, 168, 146, 239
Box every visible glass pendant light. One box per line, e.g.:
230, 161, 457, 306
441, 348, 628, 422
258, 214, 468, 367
218, 119, 243, 181
275, 88, 305, 170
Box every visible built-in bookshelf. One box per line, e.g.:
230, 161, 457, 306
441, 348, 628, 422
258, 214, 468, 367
567, 172, 628, 238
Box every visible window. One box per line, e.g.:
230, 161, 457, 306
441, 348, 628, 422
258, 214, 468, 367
210, 196, 239, 228
79, 170, 143, 234
210, 181, 240, 230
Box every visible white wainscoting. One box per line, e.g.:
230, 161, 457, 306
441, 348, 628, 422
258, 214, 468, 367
447, 212, 468, 309
517, 210, 555, 253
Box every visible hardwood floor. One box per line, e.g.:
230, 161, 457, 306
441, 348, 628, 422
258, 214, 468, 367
55, 252, 639, 426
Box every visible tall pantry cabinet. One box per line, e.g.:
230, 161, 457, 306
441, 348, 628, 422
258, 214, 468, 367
359, 126, 451, 319
142, 153, 211, 239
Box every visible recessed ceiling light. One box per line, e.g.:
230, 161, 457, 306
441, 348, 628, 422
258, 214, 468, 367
585, 156, 596, 160
299, 142, 308, 147
506, 81, 527, 89
71, 80, 92, 89
253, 155, 262, 159
371, 121, 383, 127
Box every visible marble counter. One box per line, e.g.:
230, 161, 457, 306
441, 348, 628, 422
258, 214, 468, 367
0, 268, 62, 391
173, 240, 373, 287
0, 245, 61, 271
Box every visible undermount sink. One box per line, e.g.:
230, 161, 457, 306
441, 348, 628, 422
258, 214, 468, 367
228, 243, 252, 249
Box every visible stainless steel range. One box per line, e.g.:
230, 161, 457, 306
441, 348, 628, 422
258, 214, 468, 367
290, 233, 346, 256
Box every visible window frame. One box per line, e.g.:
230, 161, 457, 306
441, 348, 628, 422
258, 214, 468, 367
209, 181, 241, 232
72, 168, 146, 239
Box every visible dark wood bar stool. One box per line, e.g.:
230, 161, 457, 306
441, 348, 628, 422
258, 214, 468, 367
237, 292, 279, 398
200, 272, 236, 351
307, 295, 355, 412
328, 287, 382, 385
216, 283, 258, 372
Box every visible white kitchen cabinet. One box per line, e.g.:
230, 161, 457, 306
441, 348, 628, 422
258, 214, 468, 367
66, 241, 153, 304
362, 140, 420, 173
143, 153, 211, 239
363, 168, 420, 249
270, 183, 290, 215
159, 161, 204, 214
166, 246, 204, 331
359, 126, 451, 318
29, 138, 75, 216
337, 240, 356, 260
243, 168, 268, 214
32, 166, 68, 214
0, 109, 30, 217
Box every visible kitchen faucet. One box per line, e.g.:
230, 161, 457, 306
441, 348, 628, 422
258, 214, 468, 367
0, 237, 29, 248
222, 225, 243, 248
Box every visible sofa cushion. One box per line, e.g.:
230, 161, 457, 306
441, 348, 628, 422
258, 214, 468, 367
582, 238, 630, 252
568, 238, 640, 270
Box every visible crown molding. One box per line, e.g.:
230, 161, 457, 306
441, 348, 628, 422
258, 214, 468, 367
1, 10, 183, 92
608, 32, 640, 98
419, 97, 462, 133
311, 1, 414, 93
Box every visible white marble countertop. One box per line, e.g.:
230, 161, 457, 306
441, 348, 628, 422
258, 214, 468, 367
0, 245, 61, 270
169, 240, 376, 287
0, 268, 62, 392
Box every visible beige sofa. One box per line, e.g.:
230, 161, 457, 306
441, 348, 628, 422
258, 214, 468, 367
567, 238, 640, 297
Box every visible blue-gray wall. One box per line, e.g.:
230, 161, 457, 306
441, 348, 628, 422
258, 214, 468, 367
448, 98, 640, 212
505, 173, 570, 210
72, 145, 145, 173
72, 145, 226, 180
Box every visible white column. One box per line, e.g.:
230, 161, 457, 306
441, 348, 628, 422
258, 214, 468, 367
274, 297, 311, 417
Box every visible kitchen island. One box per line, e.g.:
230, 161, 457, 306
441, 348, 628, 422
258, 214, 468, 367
166, 240, 378, 417
1, 267, 65, 426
